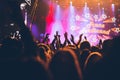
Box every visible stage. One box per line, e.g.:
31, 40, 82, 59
1, 0, 120, 46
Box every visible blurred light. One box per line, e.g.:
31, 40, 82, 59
112, 3, 115, 7
70, 1, 72, 5
75, 15, 80, 21
94, 15, 99, 21
102, 14, 107, 19
70, 3, 74, 13
55, 4, 61, 20
70, 26, 75, 31
115, 28, 120, 33
84, 4, 90, 19
111, 3, 115, 12
98, 3, 100, 5
40, 33, 44, 37
24, 11, 27, 25
85, 13, 90, 18
20, 3, 27, 10
56, 1, 58, 3
85, 2, 87, 8
112, 17, 116, 22
102, 7, 105, 17
68, 2, 75, 34
85, 2, 87, 5
16, 31, 19, 34
57, 4, 60, 7
10, 23, 14, 26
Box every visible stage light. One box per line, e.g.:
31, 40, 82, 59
112, 3, 115, 7
111, 3, 115, 15
56, 0, 58, 3
112, 17, 116, 22
111, 4, 115, 10
85, 13, 90, 19
102, 14, 107, 19
20, 3, 28, 26
55, 4, 61, 20
70, 1, 72, 5
10, 23, 15, 26
20, 3, 27, 10
68, 2, 76, 36
75, 15, 80, 21
70, 26, 76, 31
94, 15, 99, 21
85, 2, 87, 5
102, 7, 106, 19
98, 3, 100, 5
83, 3, 90, 20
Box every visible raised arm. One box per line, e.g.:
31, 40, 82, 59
76, 34, 83, 46
63, 32, 71, 47
70, 34, 76, 45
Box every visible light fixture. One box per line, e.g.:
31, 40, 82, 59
20, 3, 27, 10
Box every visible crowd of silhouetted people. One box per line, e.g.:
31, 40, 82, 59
0, 0, 120, 80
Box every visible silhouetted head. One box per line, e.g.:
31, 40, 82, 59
84, 52, 102, 71
91, 46, 100, 52
37, 47, 47, 62
80, 41, 91, 51
102, 39, 113, 56
80, 49, 90, 70
49, 48, 83, 80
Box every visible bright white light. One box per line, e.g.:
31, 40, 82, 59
10, 23, 14, 26
112, 4, 115, 6
16, 31, 19, 34
112, 17, 116, 22
111, 4, 115, 12
85, 13, 90, 18
94, 15, 99, 20
102, 14, 107, 19
70, 26, 75, 31
55, 4, 61, 20
20, 3, 27, 10
70, 1, 72, 5
75, 15, 80, 21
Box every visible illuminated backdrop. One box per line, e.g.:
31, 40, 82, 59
45, 0, 120, 45
21, 0, 120, 46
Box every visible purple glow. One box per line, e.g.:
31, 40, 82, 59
31, 24, 40, 40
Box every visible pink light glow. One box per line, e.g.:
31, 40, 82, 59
46, 4, 54, 34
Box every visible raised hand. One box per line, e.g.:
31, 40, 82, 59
79, 34, 83, 40
70, 34, 74, 42
84, 36, 87, 41
76, 34, 83, 46
64, 32, 68, 40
